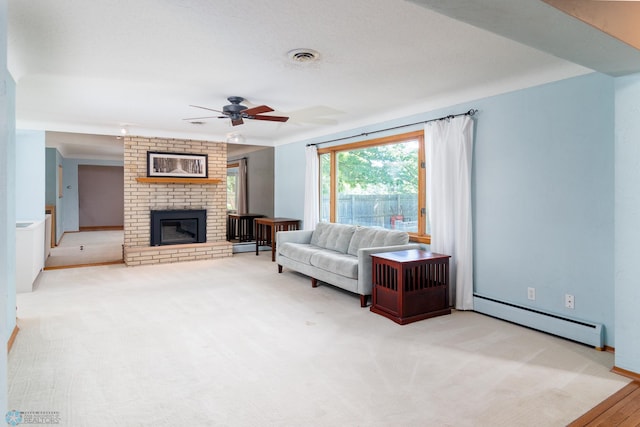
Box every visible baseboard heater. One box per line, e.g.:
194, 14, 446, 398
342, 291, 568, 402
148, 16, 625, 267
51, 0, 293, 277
473, 294, 604, 349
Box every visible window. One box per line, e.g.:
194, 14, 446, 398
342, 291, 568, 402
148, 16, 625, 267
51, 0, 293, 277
227, 163, 239, 212
318, 130, 429, 243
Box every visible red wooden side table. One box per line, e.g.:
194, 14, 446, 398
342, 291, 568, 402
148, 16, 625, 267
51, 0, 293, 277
370, 249, 451, 324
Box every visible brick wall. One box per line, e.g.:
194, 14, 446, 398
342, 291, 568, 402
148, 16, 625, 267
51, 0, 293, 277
123, 136, 232, 265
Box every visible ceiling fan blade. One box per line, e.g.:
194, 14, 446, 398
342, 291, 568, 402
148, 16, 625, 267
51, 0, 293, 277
242, 105, 274, 115
231, 117, 244, 126
250, 115, 289, 122
189, 104, 224, 113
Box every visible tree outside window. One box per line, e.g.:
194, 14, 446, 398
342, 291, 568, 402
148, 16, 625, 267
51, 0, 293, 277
319, 130, 428, 242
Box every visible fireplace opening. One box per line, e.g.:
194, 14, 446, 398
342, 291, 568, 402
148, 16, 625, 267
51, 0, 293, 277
151, 209, 206, 246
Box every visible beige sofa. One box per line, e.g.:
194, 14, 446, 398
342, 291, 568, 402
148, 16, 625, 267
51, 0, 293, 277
276, 222, 420, 306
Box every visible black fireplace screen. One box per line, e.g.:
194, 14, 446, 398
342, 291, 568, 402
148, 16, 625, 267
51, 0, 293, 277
150, 210, 206, 246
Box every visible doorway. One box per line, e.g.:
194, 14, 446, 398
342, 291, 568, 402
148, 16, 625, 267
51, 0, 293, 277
45, 165, 125, 269
78, 165, 124, 229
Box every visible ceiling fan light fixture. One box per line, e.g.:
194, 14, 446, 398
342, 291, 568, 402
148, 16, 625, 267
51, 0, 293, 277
226, 132, 245, 144
287, 48, 320, 63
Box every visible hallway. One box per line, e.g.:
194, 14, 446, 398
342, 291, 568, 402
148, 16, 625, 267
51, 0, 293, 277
44, 230, 124, 270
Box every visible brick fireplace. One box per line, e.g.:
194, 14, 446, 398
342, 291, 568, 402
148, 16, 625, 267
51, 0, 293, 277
123, 136, 232, 266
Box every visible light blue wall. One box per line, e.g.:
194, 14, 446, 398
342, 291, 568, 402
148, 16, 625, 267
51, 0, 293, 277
274, 142, 306, 220
473, 73, 615, 345
0, 0, 15, 416
55, 150, 63, 242
16, 130, 46, 221
62, 158, 124, 232
614, 73, 640, 373
45, 148, 58, 205
275, 72, 616, 346
45, 149, 65, 243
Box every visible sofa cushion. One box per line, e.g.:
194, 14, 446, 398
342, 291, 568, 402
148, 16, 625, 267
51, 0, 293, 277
347, 227, 410, 256
310, 222, 356, 253
279, 242, 321, 264
309, 250, 358, 279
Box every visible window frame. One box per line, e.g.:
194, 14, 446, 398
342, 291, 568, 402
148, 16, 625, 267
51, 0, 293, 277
317, 130, 429, 244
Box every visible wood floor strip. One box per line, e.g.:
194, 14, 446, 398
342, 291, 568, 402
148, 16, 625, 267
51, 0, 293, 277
619, 407, 640, 427
79, 226, 124, 231
43, 260, 125, 270
612, 366, 640, 382
7, 324, 18, 353
589, 388, 640, 425
568, 381, 640, 426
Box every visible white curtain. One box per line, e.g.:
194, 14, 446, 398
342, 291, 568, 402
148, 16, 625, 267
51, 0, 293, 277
237, 158, 248, 214
303, 145, 319, 230
425, 115, 474, 310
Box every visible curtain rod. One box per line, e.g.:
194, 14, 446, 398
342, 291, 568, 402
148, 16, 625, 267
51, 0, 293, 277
306, 108, 477, 147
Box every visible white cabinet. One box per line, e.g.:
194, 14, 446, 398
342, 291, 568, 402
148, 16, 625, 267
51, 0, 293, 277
16, 219, 45, 293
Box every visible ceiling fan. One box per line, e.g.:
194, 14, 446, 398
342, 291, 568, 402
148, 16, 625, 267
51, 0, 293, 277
184, 96, 289, 126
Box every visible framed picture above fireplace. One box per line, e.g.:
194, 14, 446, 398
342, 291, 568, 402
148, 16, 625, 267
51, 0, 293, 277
147, 151, 208, 178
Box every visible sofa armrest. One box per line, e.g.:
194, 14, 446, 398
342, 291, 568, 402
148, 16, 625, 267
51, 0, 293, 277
276, 229, 314, 246
357, 244, 422, 296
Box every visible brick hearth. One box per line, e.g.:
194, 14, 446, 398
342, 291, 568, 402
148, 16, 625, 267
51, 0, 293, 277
123, 136, 232, 266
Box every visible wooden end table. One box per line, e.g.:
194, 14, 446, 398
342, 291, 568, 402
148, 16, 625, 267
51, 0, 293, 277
370, 249, 451, 324
255, 217, 300, 261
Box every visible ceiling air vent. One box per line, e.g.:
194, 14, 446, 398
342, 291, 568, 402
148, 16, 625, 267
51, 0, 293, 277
287, 48, 320, 63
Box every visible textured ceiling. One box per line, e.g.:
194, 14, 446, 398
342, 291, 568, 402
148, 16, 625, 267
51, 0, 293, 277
8, 0, 639, 159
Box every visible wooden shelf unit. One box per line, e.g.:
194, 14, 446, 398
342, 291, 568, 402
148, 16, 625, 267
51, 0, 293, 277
135, 177, 221, 184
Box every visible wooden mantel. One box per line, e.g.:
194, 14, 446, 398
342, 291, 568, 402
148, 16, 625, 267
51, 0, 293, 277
136, 177, 222, 184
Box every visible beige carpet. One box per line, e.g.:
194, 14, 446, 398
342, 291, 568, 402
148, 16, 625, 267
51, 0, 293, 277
45, 230, 124, 268
10, 253, 628, 426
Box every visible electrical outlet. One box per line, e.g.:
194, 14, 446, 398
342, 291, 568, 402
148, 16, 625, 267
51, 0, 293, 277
527, 287, 536, 301
565, 294, 575, 309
